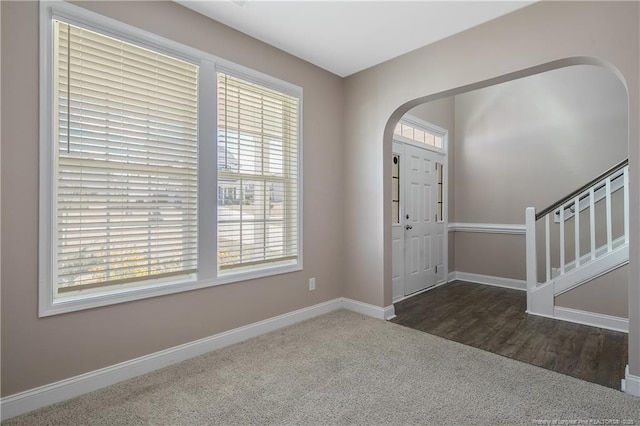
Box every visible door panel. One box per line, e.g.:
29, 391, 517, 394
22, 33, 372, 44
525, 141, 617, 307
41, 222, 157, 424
423, 235, 432, 272
423, 184, 432, 222
410, 236, 419, 275
409, 183, 420, 222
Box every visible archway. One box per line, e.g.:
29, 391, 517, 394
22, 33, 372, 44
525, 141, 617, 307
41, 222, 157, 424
383, 57, 629, 302
384, 58, 630, 388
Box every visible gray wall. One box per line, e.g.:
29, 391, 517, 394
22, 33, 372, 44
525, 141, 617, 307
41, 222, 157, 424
1, 1, 345, 397
556, 264, 629, 318
453, 64, 627, 225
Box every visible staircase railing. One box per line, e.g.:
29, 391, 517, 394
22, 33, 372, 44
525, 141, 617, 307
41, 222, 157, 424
525, 159, 629, 314
535, 159, 628, 220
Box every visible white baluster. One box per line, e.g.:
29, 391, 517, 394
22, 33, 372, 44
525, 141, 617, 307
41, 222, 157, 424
624, 166, 629, 245
574, 196, 580, 268
606, 177, 612, 252
560, 205, 565, 275
545, 213, 550, 282
589, 187, 595, 260
525, 207, 537, 312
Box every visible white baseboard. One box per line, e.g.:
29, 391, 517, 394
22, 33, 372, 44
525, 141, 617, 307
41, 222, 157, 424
342, 297, 395, 320
622, 365, 640, 397
448, 271, 526, 291
392, 280, 448, 304
1, 297, 390, 421
553, 306, 628, 333
384, 305, 397, 320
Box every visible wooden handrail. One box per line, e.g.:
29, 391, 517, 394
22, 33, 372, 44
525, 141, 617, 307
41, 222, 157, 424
535, 159, 628, 221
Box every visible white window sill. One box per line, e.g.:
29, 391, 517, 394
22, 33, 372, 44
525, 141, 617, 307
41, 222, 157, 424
39, 262, 302, 317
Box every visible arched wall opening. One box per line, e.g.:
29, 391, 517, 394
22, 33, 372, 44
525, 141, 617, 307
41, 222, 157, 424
340, 0, 638, 381
383, 57, 634, 352
388, 59, 628, 290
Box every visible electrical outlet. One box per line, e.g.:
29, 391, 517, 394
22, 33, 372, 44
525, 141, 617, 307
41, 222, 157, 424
308, 277, 316, 291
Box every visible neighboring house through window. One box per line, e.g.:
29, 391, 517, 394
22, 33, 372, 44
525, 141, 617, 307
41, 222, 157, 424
217, 73, 299, 274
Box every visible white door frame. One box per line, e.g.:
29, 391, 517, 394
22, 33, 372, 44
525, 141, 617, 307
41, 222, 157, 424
391, 116, 449, 303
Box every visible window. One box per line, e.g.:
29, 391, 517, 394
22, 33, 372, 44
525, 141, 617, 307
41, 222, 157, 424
40, 2, 302, 316
392, 155, 400, 224
216, 73, 299, 273
52, 20, 199, 296
436, 163, 444, 222
394, 120, 443, 149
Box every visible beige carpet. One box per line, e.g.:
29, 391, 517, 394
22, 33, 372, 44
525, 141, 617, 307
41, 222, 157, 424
4, 309, 640, 425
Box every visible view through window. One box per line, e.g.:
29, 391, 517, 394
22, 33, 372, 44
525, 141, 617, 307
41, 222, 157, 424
53, 20, 199, 295
217, 73, 299, 273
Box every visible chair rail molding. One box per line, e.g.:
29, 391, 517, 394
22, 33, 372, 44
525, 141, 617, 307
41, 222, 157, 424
448, 222, 526, 235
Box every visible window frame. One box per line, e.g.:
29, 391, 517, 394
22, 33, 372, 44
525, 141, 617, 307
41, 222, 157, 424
39, 1, 303, 317
393, 116, 447, 154
214, 67, 303, 282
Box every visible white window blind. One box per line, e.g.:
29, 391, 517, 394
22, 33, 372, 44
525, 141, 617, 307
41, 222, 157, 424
217, 72, 299, 272
53, 20, 199, 295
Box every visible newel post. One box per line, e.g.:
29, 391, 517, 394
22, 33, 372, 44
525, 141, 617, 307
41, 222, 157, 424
525, 207, 537, 313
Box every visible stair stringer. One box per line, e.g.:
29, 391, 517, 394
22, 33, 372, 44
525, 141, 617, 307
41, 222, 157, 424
554, 243, 629, 296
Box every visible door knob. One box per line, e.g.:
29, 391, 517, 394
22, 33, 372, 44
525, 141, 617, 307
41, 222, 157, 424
406, 224, 413, 230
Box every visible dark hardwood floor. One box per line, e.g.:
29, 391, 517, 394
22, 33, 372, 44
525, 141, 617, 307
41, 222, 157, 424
390, 280, 628, 390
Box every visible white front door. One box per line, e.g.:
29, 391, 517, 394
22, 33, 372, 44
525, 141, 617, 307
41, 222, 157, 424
391, 117, 448, 302
404, 144, 442, 295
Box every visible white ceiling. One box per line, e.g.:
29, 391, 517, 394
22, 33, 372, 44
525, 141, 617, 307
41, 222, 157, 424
176, 1, 534, 77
